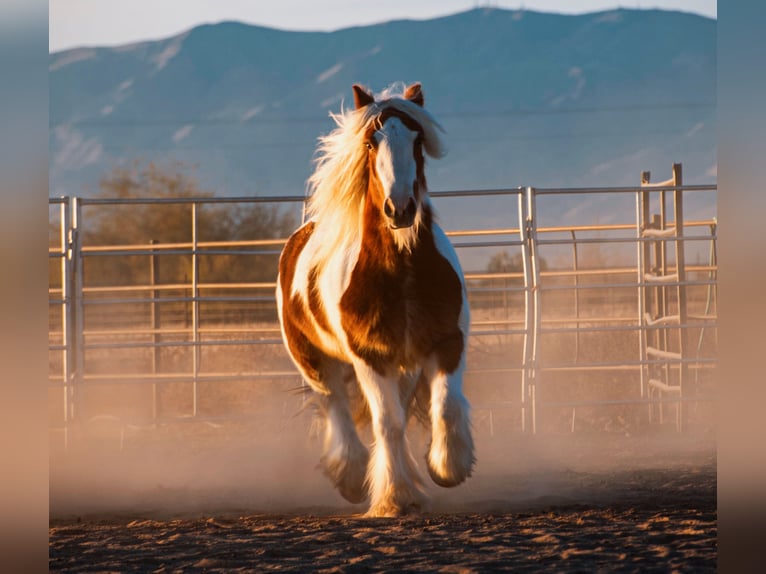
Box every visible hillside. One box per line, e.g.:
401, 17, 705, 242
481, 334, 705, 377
50, 7, 716, 225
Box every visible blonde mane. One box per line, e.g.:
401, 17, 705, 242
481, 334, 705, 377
305, 84, 446, 260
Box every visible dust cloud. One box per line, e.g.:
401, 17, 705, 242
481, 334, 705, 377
49, 388, 715, 520
50, 404, 342, 519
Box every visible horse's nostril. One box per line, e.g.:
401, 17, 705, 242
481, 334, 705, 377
384, 198, 395, 218
405, 197, 416, 218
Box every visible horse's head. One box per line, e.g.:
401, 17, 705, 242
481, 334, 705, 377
305, 83, 444, 257
354, 83, 429, 233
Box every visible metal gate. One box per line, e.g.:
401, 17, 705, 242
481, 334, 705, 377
48, 172, 717, 445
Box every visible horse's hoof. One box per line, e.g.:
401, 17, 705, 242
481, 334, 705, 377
427, 462, 469, 488
426, 439, 475, 488
365, 500, 426, 518
427, 411, 476, 488
320, 450, 369, 504
337, 482, 368, 504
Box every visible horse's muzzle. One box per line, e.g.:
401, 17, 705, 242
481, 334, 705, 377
384, 197, 417, 229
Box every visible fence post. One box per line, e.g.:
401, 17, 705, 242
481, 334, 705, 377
638, 174, 651, 399
570, 230, 580, 363
191, 203, 200, 417
60, 198, 73, 448
70, 197, 85, 425
518, 192, 530, 433
150, 239, 161, 421
524, 186, 541, 434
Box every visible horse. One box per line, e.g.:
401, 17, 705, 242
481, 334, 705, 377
276, 82, 474, 517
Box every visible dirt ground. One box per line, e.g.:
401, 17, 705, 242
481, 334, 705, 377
49, 420, 716, 573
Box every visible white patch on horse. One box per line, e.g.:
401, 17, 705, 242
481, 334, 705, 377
374, 117, 418, 203
374, 117, 421, 251
289, 226, 360, 359
311, 234, 361, 357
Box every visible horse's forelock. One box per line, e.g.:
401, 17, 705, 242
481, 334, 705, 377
373, 98, 446, 160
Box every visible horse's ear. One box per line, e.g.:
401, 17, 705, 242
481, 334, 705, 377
404, 82, 424, 107
352, 84, 375, 109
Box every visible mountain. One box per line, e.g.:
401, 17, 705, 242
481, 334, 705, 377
49, 7, 716, 228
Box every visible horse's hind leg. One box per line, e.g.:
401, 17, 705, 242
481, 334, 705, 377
353, 361, 427, 517
423, 354, 475, 488
314, 361, 369, 504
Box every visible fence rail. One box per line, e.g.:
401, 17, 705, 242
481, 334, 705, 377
49, 176, 717, 445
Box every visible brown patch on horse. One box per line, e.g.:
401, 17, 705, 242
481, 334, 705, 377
340, 202, 464, 376
409, 210, 465, 373
278, 222, 329, 390
340, 196, 406, 374
376, 107, 426, 137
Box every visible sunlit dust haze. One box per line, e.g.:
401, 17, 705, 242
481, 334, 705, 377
49, 373, 715, 520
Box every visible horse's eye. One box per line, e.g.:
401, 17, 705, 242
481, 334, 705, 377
365, 141, 374, 151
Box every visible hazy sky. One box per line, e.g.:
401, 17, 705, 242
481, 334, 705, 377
50, 0, 717, 53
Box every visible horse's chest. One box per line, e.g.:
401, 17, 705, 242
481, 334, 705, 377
339, 245, 462, 373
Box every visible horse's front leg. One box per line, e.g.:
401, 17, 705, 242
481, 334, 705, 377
423, 352, 475, 487
352, 360, 427, 517
314, 361, 369, 504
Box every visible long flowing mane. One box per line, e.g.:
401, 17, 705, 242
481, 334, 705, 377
305, 84, 447, 259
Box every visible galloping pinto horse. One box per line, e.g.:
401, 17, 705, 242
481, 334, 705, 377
277, 83, 474, 517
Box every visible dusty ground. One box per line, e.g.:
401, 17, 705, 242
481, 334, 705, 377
50, 423, 716, 573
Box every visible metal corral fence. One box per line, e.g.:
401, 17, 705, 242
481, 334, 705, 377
48, 167, 717, 446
